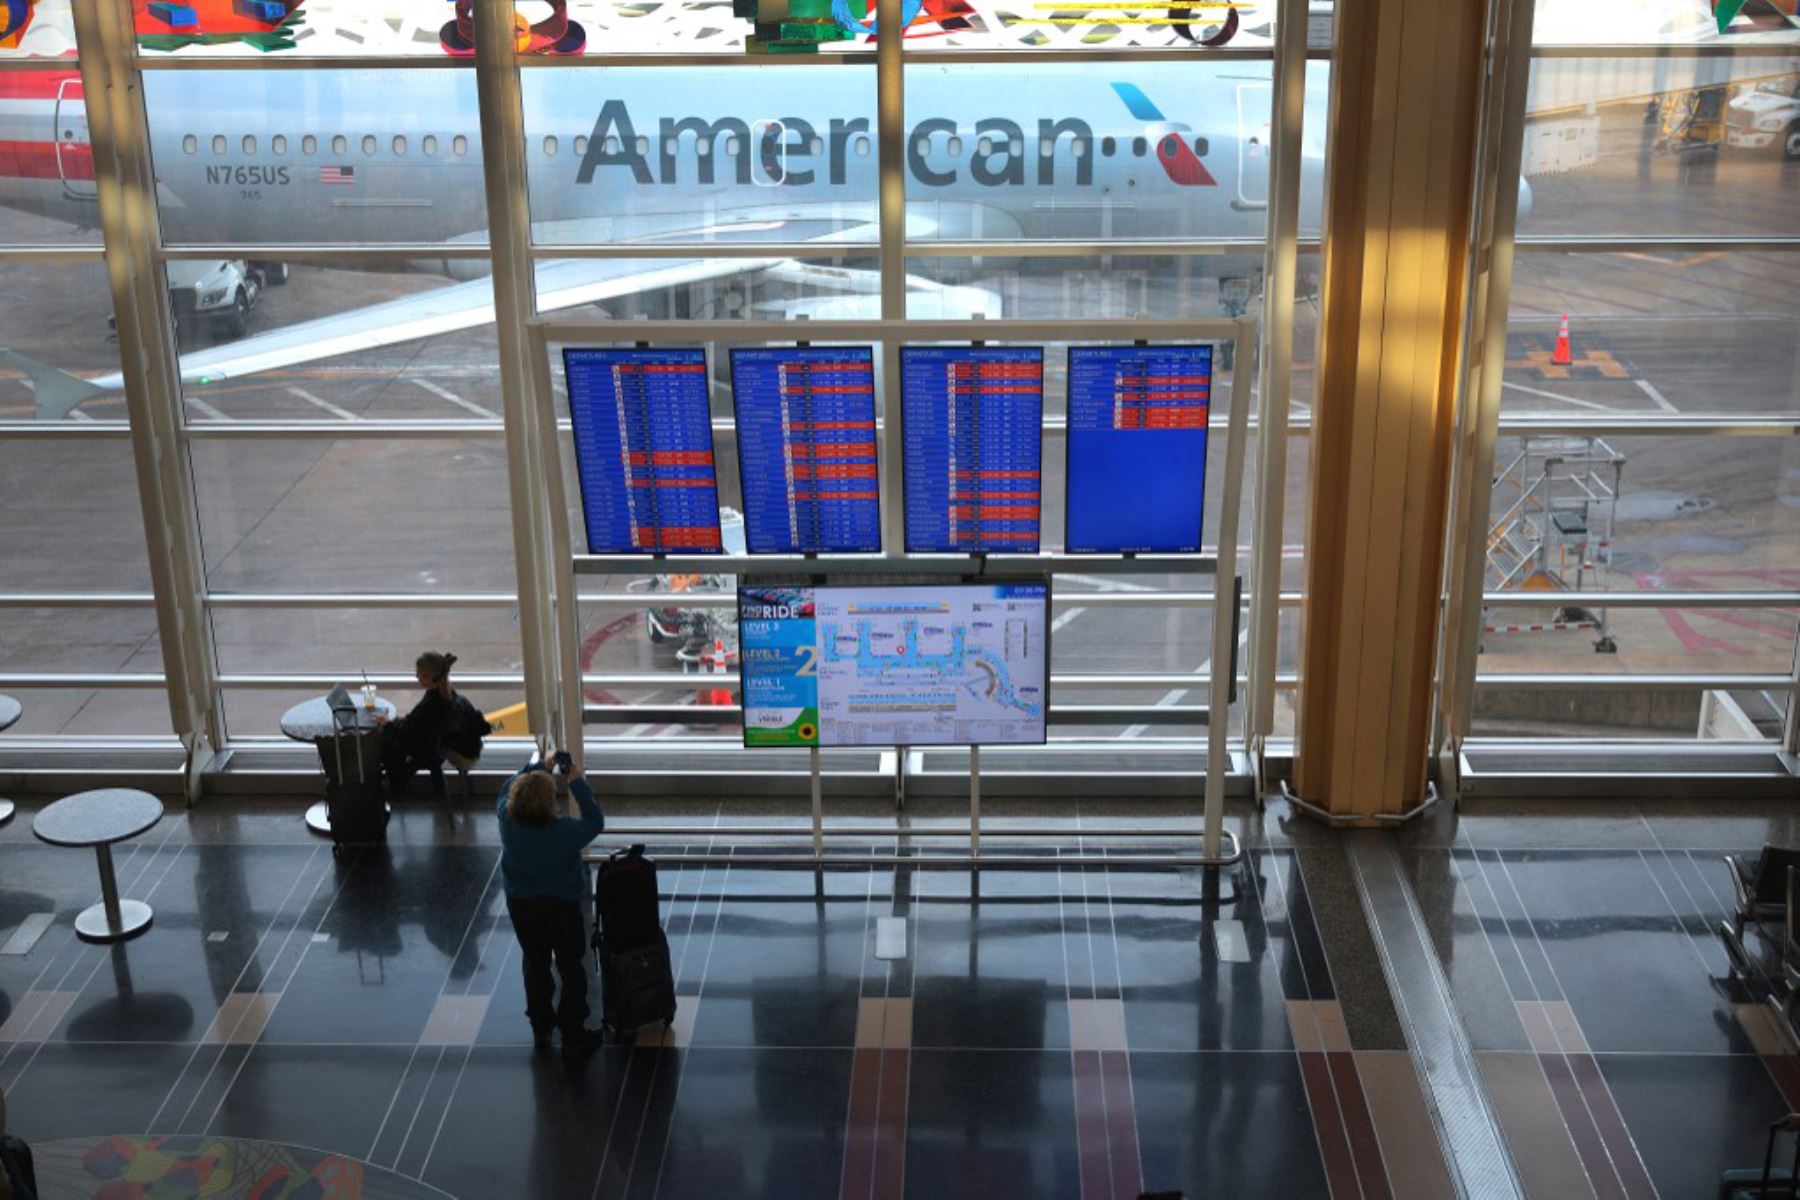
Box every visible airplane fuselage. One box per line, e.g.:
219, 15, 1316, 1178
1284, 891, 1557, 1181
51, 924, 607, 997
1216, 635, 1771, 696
3, 64, 1321, 249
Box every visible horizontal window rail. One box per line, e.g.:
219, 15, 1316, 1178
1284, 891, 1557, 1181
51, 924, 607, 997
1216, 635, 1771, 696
0, 673, 167, 689
1473, 673, 1791, 691
179, 421, 504, 439
158, 244, 493, 263
0, 424, 131, 439
0, 594, 156, 608
1515, 236, 1800, 255
134, 53, 475, 72
534, 315, 1250, 343
1489, 416, 1800, 437
1485, 591, 1800, 609
583, 703, 1212, 727
203, 592, 519, 609
528, 239, 1296, 261
515, 46, 1283, 68
580, 670, 1214, 690
574, 552, 1220, 576
1531, 41, 1800, 58
214, 672, 525, 689
574, 590, 1303, 609
0, 245, 107, 261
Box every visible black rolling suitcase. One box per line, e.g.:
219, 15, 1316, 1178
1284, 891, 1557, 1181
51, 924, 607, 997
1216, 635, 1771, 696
593, 844, 676, 1038
318, 703, 388, 852
2, 1133, 39, 1200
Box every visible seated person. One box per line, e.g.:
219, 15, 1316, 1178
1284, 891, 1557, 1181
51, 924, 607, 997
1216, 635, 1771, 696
378, 650, 489, 794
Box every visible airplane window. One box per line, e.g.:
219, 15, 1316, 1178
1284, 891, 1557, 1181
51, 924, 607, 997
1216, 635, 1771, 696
1072, 139, 1086, 158
915, 137, 932, 157
272, 135, 288, 155
332, 135, 348, 155
182, 134, 197, 155
423, 135, 438, 156
1101, 136, 1116, 157
697, 138, 712, 158
977, 137, 993, 156
393, 135, 407, 156
302, 135, 317, 155
726, 136, 742, 156
602, 136, 620, 155
636, 136, 650, 157
947, 136, 963, 157
854, 135, 871, 157
809, 137, 823, 156
1193, 137, 1208, 156
243, 135, 257, 155
543, 136, 558, 157
574, 136, 588, 156
1159, 134, 1179, 159
362, 135, 377, 156
1132, 137, 1147, 157
1038, 138, 1052, 156
212, 135, 227, 155
453, 135, 469, 157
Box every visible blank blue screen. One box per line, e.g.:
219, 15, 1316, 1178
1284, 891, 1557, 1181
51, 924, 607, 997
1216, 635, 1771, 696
1065, 345, 1211, 554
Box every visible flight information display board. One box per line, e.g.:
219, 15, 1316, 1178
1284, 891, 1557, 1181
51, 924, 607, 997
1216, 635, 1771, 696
739, 582, 1049, 748
563, 347, 724, 555
900, 346, 1044, 553
730, 346, 882, 555
1065, 345, 1212, 554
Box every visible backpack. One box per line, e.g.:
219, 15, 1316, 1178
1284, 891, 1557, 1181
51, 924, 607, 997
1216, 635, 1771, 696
445, 692, 492, 757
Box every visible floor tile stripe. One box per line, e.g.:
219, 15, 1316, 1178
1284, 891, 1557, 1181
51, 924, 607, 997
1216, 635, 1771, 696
1565, 1053, 1657, 1200
1073, 1049, 1113, 1199
1355, 1051, 1455, 1199
1099, 1050, 1142, 1200
874, 1047, 909, 1200
1327, 1051, 1393, 1200
841, 1046, 883, 1200
1476, 1052, 1596, 1200
1297, 1051, 1363, 1199
1537, 1052, 1625, 1200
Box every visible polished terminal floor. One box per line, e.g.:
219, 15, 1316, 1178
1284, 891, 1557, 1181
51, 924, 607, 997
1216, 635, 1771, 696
2, 792, 1797, 1198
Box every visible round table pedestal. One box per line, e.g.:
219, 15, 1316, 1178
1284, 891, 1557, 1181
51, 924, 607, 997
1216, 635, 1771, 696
76, 898, 153, 943
0, 799, 14, 825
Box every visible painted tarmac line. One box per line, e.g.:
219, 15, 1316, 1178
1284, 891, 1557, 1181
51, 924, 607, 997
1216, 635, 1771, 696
1500, 381, 1621, 413
1634, 378, 1680, 413
406, 377, 499, 420
285, 386, 358, 421
183, 395, 231, 421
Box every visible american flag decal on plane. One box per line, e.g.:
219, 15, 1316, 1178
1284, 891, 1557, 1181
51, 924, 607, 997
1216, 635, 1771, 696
319, 164, 356, 185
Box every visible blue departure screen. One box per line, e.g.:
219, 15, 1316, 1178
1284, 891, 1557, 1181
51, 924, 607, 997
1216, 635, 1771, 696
900, 346, 1044, 553
1065, 345, 1211, 554
731, 347, 882, 555
563, 347, 724, 555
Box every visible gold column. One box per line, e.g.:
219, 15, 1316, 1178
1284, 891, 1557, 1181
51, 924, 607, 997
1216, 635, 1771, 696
1293, 0, 1488, 819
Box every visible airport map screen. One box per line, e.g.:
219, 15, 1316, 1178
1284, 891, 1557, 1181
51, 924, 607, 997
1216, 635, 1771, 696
1065, 345, 1212, 554
731, 346, 882, 555
563, 347, 724, 555
738, 582, 1049, 748
900, 346, 1044, 553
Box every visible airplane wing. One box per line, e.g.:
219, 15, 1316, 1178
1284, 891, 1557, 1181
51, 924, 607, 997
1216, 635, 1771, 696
3, 215, 888, 421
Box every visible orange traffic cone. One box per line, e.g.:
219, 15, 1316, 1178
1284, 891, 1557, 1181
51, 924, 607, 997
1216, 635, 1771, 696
699, 638, 732, 707
1552, 313, 1573, 367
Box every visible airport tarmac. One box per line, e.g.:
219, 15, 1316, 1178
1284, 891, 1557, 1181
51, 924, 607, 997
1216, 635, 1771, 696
0, 106, 1793, 745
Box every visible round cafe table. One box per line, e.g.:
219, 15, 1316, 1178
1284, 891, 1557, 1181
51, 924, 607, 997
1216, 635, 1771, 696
32, 788, 165, 942
0, 692, 19, 826
281, 695, 396, 836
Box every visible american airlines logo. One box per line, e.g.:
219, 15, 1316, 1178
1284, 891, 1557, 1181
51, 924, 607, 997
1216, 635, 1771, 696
575, 83, 1215, 189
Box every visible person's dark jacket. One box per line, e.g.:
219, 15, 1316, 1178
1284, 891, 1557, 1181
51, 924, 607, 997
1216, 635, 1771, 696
497, 765, 605, 902
393, 688, 487, 760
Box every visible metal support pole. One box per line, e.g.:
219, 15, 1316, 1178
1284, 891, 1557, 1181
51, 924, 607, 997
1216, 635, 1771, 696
895, 744, 908, 810
96, 843, 122, 929
1201, 320, 1256, 866
74, 0, 224, 798
1783, 635, 1798, 761
473, 0, 563, 756
876, 0, 906, 559
810, 745, 824, 860
1437, 0, 1538, 779
1247, 0, 1309, 765
970, 745, 981, 861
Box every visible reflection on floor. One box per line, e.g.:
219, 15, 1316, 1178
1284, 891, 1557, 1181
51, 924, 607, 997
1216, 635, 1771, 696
0, 794, 1795, 1198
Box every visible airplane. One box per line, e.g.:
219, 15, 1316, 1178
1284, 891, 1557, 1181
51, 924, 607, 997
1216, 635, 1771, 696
0, 63, 1357, 420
